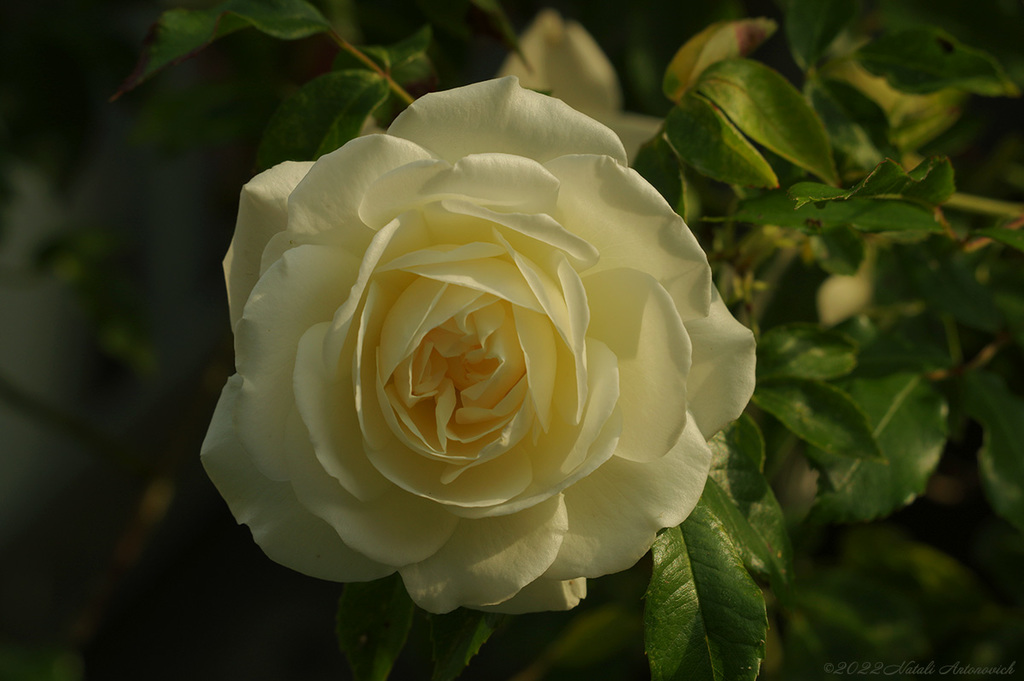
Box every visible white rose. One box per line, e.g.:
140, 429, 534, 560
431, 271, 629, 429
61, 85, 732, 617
497, 9, 661, 162
201, 77, 755, 614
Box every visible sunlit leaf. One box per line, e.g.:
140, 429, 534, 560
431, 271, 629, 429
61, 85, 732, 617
645, 504, 767, 681
789, 157, 955, 208
704, 416, 794, 598
337, 574, 416, 681
785, 0, 858, 70
665, 92, 778, 188
727, 190, 943, 234
663, 18, 777, 100
808, 373, 947, 522
855, 28, 1020, 97
757, 323, 859, 381
430, 609, 505, 681
257, 70, 390, 169
696, 59, 839, 185
964, 372, 1024, 534
753, 378, 882, 460
114, 0, 331, 98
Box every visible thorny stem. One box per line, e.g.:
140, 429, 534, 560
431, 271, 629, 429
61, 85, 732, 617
963, 214, 1024, 253
328, 30, 415, 106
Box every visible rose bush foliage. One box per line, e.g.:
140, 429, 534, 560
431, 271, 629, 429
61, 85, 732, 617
201, 76, 756, 614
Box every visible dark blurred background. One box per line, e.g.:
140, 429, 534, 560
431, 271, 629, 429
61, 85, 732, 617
2, 0, 1023, 679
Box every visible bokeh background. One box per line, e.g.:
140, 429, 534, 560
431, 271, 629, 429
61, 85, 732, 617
3, 0, 1023, 679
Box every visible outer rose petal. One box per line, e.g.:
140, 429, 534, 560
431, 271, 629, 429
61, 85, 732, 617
202, 376, 392, 582
399, 495, 568, 613
546, 412, 712, 580
234, 244, 361, 481
286, 134, 436, 243
683, 287, 757, 439
224, 161, 313, 329
387, 76, 627, 166
479, 577, 586, 614
544, 154, 712, 322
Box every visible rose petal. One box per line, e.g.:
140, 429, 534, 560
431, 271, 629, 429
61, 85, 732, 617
287, 134, 436, 244
546, 411, 712, 580
683, 287, 756, 439
293, 322, 391, 501
285, 401, 459, 568
202, 376, 392, 582
224, 161, 313, 329
442, 199, 600, 270
387, 77, 627, 166
235, 244, 361, 480
583, 267, 691, 463
359, 153, 562, 229
448, 338, 621, 520
477, 577, 586, 614
544, 154, 712, 321
399, 495, 568, 613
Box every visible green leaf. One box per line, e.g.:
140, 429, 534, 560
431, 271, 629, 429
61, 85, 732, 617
727, 190, 943, 234
781, 568, 928, 676
789, 157, 955, 209
257, 70, 390, 169
333, 26, 433, 86
757, 323, 858, 381
696, 59, 839, 185
806, 77, 896, 173
416, 0, 520, 55
665, 93, 779, 188
812, 224, 865, 275
808, 373, 947, 522
114, 0, 331, 98
753, 378, 882, 459
839, 526, 989, 641
336, 574, 416, 681
704, 416, 794, 598
663, 18, 778, 100
976, 227, 1024, 253
854, 28, 1021, 97
633, 134, 686, 215
645, 504, 767, 681
833, 316, 952, 377
785, 0, 858, 70
896, 244, 1003, 333
964, 372, 1024, 534
429, 609, 505, 681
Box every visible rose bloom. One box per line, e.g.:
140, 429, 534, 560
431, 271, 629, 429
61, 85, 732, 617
201, 76, 755, 614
